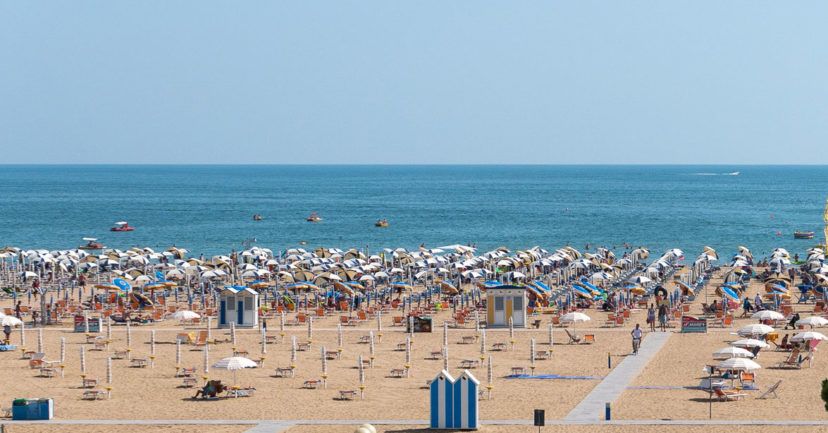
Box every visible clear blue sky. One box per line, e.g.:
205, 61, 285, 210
2, 2, 826, 164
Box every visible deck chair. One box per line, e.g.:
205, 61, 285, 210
777, 349, 802, 369
758, 380, 781, 399
739, 372, 755, 388
564, 328, 581, 344
583, 334, 596, 344
193, 330, 208, 346
714, 388, 746, 401
28, 353, 46, 368
771, 334, 790, 351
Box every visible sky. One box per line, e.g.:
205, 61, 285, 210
1, 2, 827, 164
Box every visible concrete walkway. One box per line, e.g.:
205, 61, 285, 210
564, 331, 672, 422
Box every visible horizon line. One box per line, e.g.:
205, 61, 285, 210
0, 163, 824, 167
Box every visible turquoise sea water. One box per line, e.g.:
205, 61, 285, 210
0, 165, 825, 258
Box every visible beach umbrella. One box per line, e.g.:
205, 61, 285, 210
487, 355, 493, 399
442, 344, 448, 371
337, 323, 343, 349
150, 330, 156, 367
751, 311, 784, 321
530, 338, 535, 374
717, 357, 761, 371
632, 276, 652, 285
290, 336, 297, 365
358, 355, 366, 399
791, 331, 828, 342
230, 322, 236, 347
212, 356, 256, 386
279, 311, 285, 333
60, 337, 65, 364
2, 316, 23, 327
376, 310, 382, 335
509, 317, 514, 341
207, 316, 212, 341
797, 316, 828, 328
443, 322, 448, 347
730, 339, 769, 349
106, 356, 113, 399
405, 337, 411, 376
548, 322, 554, 347
369, 331, 375, 366
106, 317, 112, 344
80, 346, 86, 374
171, 310, 200, 320
561, 312, 591, 324
713, 347, 754, 359
20, 323, 25, 346
203, 343, 209, 374
125, 322, 131, 359
37, 328, 43, 353
737, 324, 774, 337
176, 340, 181, 368
308, 316, 313, 343
480, 329, 487, 358
321, 345, 327, 388
261, 329, 267, 355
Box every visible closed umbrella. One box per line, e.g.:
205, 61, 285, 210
442, 344, 448, 371
530, 338, 535, 375
80, 346, 86, 374
106, 356, 113, 399
203, 343, 209, 374
486, 355, 493, 399
405, 337, 411, 377
176, 340, 181, 368
321, 345, 328, 389
369, 331, 375, 367
37, 328, 43, 353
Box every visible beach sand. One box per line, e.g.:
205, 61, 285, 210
1, 269, 826, 432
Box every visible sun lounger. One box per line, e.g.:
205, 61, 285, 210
275, 367, 294, 378
339, 389, 357, 400
492, 342, 507, 351
758, 380, 781, 399
182, 377, 198, 387
112, 349, 128, 359
227, 386, 256, 398
83, 390, 106, 400
714, 388, 746, 401
534, 350, 549, 360
82, 377, 99, 388
777, 349, 803, 369
390, 368, 407, 377
430, 349, 442, 359
459, 360, 477, 369
510, 366, 526, 375
461, 335, 477, 344
193, 331, 208, 346
1, 407, 11, 418
564, 329, 581, 344
131, 358, 149, 368
583, 334, 596, 344
38, 367, 57, 377
303, 379, 320, 389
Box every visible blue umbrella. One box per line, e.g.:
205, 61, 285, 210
113, 278, 131, 292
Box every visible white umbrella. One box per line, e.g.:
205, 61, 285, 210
560, 312, 591, 323
713, 347, 754, 359
632, 276, 652, 284
730, 339, 769, 348
1, 316, 23, 327
717, 357, 761, 371
171, 310, 200, 320
750, 311, 784, 321
737, 324, 774, 337
797, 316, 828, 328
790, 331, 828, 342
212, 356, 257, 386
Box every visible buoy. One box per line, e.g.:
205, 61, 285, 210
771, 215, 774, 218
777, 232, 781, 236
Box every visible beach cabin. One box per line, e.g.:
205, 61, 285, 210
218, 286, 259, 328
485, 285, 526, 328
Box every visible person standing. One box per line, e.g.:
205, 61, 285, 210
657, 303, 668, 332
3, 325, 11, 345
646, 304, 656, 332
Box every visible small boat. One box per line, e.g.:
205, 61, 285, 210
110, 221, 134, 232
306, 213, 323, 222
253, 214, 262, 221
78, 237, 105, 250
794, 231, 814, 239
375, 219, 389, 227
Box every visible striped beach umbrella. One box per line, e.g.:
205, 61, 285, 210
548, 322, 554, 347
230, 322, 236, 347
530, 338, 535, 374
203, 342, 209, 374
37, 328, 43, 353
106, 317, 112, 343
207, 316, 212, 341
261, 328, 267, 355
480, 329, 486, 358
126, 322, 131, 350
369, 331, 375, 366
487, 355, 493, 399
280, 311, 285, 332
308, 316, 313, 342
442, 344, 448, 371
475, 310, 480, 333
20, 323, 24, 346
321, 345, 327, 389
106, 357, 112, 399
377, 310, 382, 334
176, 340, 181, 367
405, 337, 411, 374
290, 336, 297, 364
443, 322, 448, 347
60, 337, 65, 363
337, 323, 343, 348
79, 346, 86, 374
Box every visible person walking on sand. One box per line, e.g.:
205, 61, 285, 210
631, 323, 643, 355
646, 304, 656, 332
657, 303, 668, 332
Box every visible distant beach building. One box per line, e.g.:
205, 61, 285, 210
485, 285, 526, 328
218, 286, 259, 328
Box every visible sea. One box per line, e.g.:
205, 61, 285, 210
0, 165, 826, 260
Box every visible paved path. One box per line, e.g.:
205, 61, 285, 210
564, 331, 671, 422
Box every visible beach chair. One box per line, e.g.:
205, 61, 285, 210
603, 314, 616, 327
227, 386, 256, 398
339, 389, 357, 400
771, 334, 791, 351
93, 336, 106, 351
82, 390, 106, 400
739, 372, 755, 388
28, 353, 46, 368
193, 331, 208, 346
777, 349, 802, 369
530, 319, 541, 329
758, 380, 782, 399
392, 316, 404, 326
583, 334, 596, 344
713, 388, 746, 401
564, 329, 581, 344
